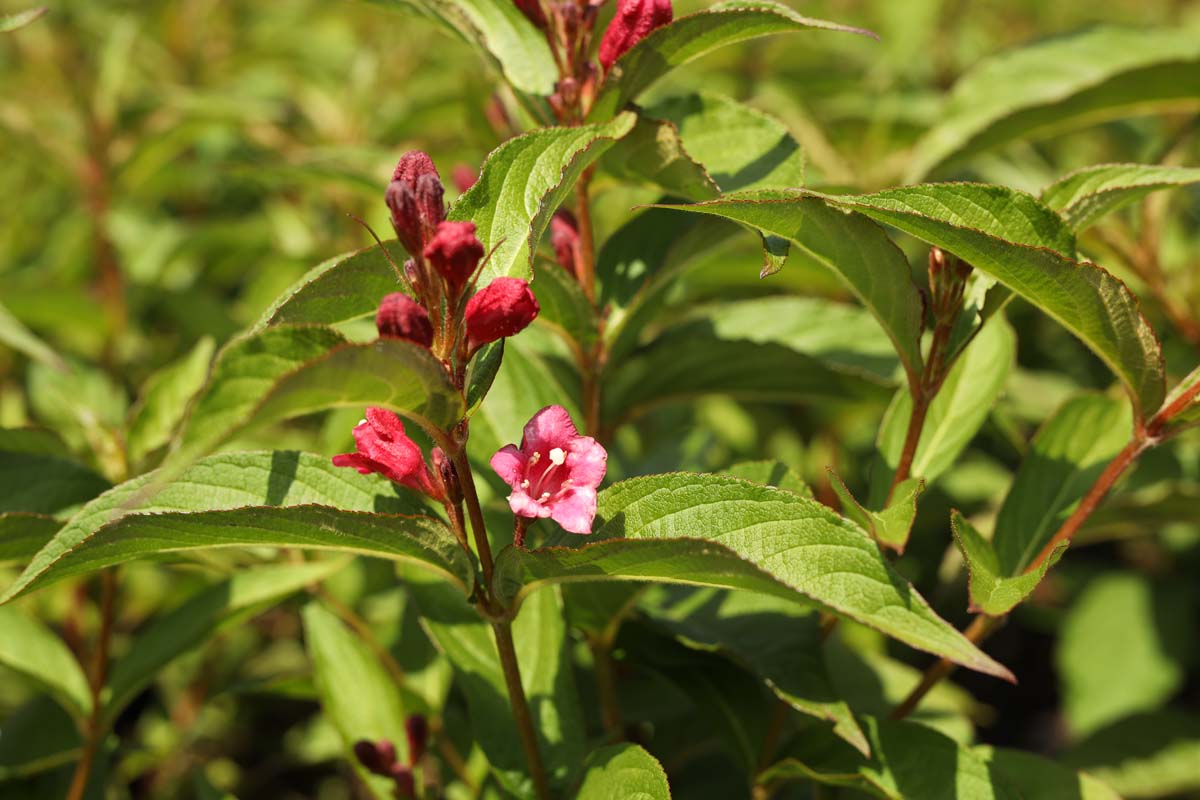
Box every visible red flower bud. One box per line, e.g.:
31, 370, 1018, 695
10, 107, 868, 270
375, 293, 434, 347
405, 714, 429, 765
599, 0, 673, 73
465, 277, 540, 350
424, 221, 485, 297
513, 0, 547, 29
386, 151, 445, 256
392, 767, 416, 799
550, 209, 580, 276
354, 739, 398, 777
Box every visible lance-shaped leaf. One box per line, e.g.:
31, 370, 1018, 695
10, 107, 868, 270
531, 260, 599, 351
654, 197, 925, 380
405, 572, 586, 796
589, 1, 875, 121
126, 337, 215, 468
1065, 711, 1200, 799
575, 744, 671, 800
976, 747, 1122, 800
0, 299, 63, 370
1, 451, 469, 603
0, 450, 110, 516
0, 7, 46, 34
829, 471, 923, 555
255, 241, 406, 329
951, 512, 1066, 617
494, 473, 1013, 681
449, 113, 636, 283
366, 0, 557, 96
1160, 365, 1200, 435
172, 328, 464, 467
907, 25, 1200, 180
0, 605, 92, 719
602, 114, 719, 201
0, 697, 82, 782
993, 393, 1132, 575
0, 513, 60, 565
1042, 163, 1200, 232
812, 187, 1165, 419
103, 560, 348, 728
642, 586, 870, 756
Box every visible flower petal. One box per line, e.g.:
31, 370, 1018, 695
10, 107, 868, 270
508, 489, 553, 520
549, 487, 598, 534
566, 436, 607, 490
490, 445, 528, 487
521, 405, 578, 452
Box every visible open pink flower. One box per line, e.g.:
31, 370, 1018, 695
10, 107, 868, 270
333, 408, 441, 499
490, 405, 607, 534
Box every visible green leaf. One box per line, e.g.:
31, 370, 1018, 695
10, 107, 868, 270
2, 451, 470, 603
0, 451, 110, 516
465, 339, 505, 417
173, 328, 463, 467
603, 326, 891, 426
589, 1, 875, 121
654, 196, 925, 380
0, 697, 81, 782
0, 7, 46, 34
255, 241, 405, 330
830, 472, 923, 554
874, 317, 1015, 500
126, 337, 215, 468
975, 747, 1122, 800
103, 560, 347, 728
406, 573, 585, 796
645, 92, 807, 192
303, 601, 411, 798
575, 743, 671, 800
27, 359, 127, 456
951, 512, 1065, 617
0, 513, 60, 564
494, 473, 1013, 681
762, 717, 1020, 800
0, 605, 91, 719
1042, 163, 1200, 231
531, 261, 599, 351
721, 460, 812, 498
908, 25, 1200, 180
993, 393, 1132, 574
814, 186, 1166, 419
449, 114, 637, 284
367, 0, 557, 96
0, 300, 63, 369
642, 586, 869, 756
1065, 711, 1200, 799
1161, 365, 1200, 434
602, 114, 719, 201
1057, 574, 1193, 737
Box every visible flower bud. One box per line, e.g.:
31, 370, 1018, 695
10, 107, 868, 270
513, 0, 547, 29
550, 209, 580, 276
414, 173, 445, 241
386, 151, 445, 256
376, 293, 434, 347
431, 447, 462, 505
599, 0, 673, 73
465, 277, 540, 351
424, 220, 485, 297
405, 714, 429, 765
392, 768, 416, 800
386, 182, 422, 256
354, 739, 398, 776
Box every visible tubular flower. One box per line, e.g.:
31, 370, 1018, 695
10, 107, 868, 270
375, 292, 434, 347
550, 209, 580, 276
598, 0, 673, 73
386, 151, 445, 255
332, 408, 441, 499
490, 405, 607, 534
424, 220, 485, 297
464, 277, 539, 351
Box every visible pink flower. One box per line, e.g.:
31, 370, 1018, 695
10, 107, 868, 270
375, 292, 433, 347
332, 408, 441, 499
598, 0, 673, 73
464, 277, 539, 351
490, 405, 607, 534
550, 209, 580, 276
424, 220, 484, 297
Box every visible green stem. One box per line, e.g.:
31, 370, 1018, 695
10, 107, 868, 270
66, 570, 117, 800
493, 621, 551, 800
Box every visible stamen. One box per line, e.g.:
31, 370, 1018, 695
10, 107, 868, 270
549, 447, 566, 465
521, 479, 530, 488
529, 452, 541, 465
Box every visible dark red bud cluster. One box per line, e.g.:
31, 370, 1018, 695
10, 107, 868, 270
425, 220, 485, 298
376, 293, 434, 347
351, 716, 428, 800
386, 152, 444, 257
928, 247, 973, 325
599, 0, 673, 72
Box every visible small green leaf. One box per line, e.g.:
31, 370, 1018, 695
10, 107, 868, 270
1161, 365, 1200, 434
602, 114, 719, 201
495, 473, 1013, 681
531, 261, 599, 351
830, 471, 923, 554
0, 7, 46, 33
0, 513, 61, 565
126, 337, 215, 468
575, 743, 671, 800
642, 587, 869, 756
450, 114, 637, 284
993, 393, 1132, 574
465, 339, 505, 416
256, 241, 405, 330
1, 451, 466, 602
0, 300, 63, 370
1042, 163, 1200, 231
645, 92, 807, 192
976, 746, 1122, 800
104, 560, 348, 727
0, 605, 91, 719
812, 185, 1165, 419
908, 26, 1200, 180
1065, 711, 1200, 799
951, 512, 1065, 617
303, 601, 411, 798
589, 1, 875, 121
